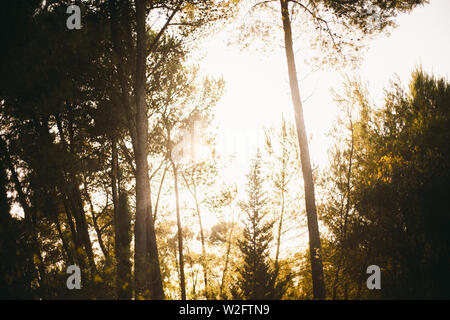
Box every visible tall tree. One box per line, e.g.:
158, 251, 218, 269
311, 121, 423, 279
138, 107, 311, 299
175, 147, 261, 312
233, 153, 290, 299
238, 0, 428, 299
278, 0, 326, 299
264, 116, 302, 279
109, 0, 234, 299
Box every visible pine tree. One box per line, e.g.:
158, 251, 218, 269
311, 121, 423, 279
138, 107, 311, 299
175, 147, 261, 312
233, 152, 289, 300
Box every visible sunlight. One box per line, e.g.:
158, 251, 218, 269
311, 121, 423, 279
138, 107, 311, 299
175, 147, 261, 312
3, 0, 450, 302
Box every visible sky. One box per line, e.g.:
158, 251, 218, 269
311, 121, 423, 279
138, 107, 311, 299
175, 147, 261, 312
199, 0, 450, 183
10, 0, 450, 256
181, 0, 450, 253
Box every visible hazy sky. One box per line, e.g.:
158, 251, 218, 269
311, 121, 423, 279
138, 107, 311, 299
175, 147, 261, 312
199, 0, 450, 183
13, 0, 449, 251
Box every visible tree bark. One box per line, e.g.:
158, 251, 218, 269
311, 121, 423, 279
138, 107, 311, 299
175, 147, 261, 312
135, 0, 164, 299
279, 0, 326, 300
55, 115, 96, 275
152, 164, 168, 224
61, 193, 86, 271
116, 191, 133, 300
111, 136, 132, 299
0, 154, 10, 223
172, 161, 186, 300
274, 187, 285, 279
50, 188, 74, 266
220, 217, 235, 298
180, 170, 209, 299
194, 194, 209, 299
83, 178, 111, 264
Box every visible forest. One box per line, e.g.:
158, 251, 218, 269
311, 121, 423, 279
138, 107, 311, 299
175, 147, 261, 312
0, 0, 449, 300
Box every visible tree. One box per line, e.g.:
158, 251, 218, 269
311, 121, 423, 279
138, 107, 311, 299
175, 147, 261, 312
157, 65, 224, 300
181, 157, 236, 299
323, 69, 450, 299
109, 0, 236, 299
1, 0, 139, 299
180, 160, 216, 299
0, 1, 114, 295
237, 0, 428, 299
264, 116, 303, 279
318, 76, 369, 299
212, 219, 238, 299
0, 0, 235, 299
233, 153, 290, 299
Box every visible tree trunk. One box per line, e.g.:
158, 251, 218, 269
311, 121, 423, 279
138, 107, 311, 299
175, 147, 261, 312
65, 184, 96, 275
0, 155, 10, 223
274, 186, 285, 279
220, 217, 235, 298
134, 0, 151, 296
194, 195, 209, 299
116, 192, 133, 300
55, 115, 96, 275
145, 173, 164, 299
152, 164, 168, 224
111, 136, 132, 299
279, 0, 326, 300
172, 162, 186, 300
84, 176, 111, 264
61, 193, 86, 271
135, 0, 164, 299
180, 169, 208, 299
50, 190, 74, 266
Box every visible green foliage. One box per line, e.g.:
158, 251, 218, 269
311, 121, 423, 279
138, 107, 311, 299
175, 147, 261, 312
322, 69, 450, 299
232, 153, 291, 299
237, 0, 428, 68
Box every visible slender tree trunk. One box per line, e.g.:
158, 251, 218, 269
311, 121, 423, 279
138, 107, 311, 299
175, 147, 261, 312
55, 213, 73, 265
55, 115, 96, 275
61, 194, 86, 271
153, 164, 168, 224
172, 162, 186, 300
180, 169, 209, 298
51, 196, 74, 265
46, 185, 74, 266
194, 195, 209, 299
111, 136, 132, 299
135, 0, 164, 299
116, 192, 133, 300
84, 181, 111, 264
0, 157, 9, 222
55, 117, 86, 268
70, 184, 97, 274
220, 216, 235, 298
65, 114, 97, 274
279, 0, 326, 299
145, 173, 164, 299
274, 187, 285, 279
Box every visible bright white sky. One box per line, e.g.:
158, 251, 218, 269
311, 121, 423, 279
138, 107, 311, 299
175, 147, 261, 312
199, 0, 450, 183
182, 0, 450, 256
12, 0, 450, 261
